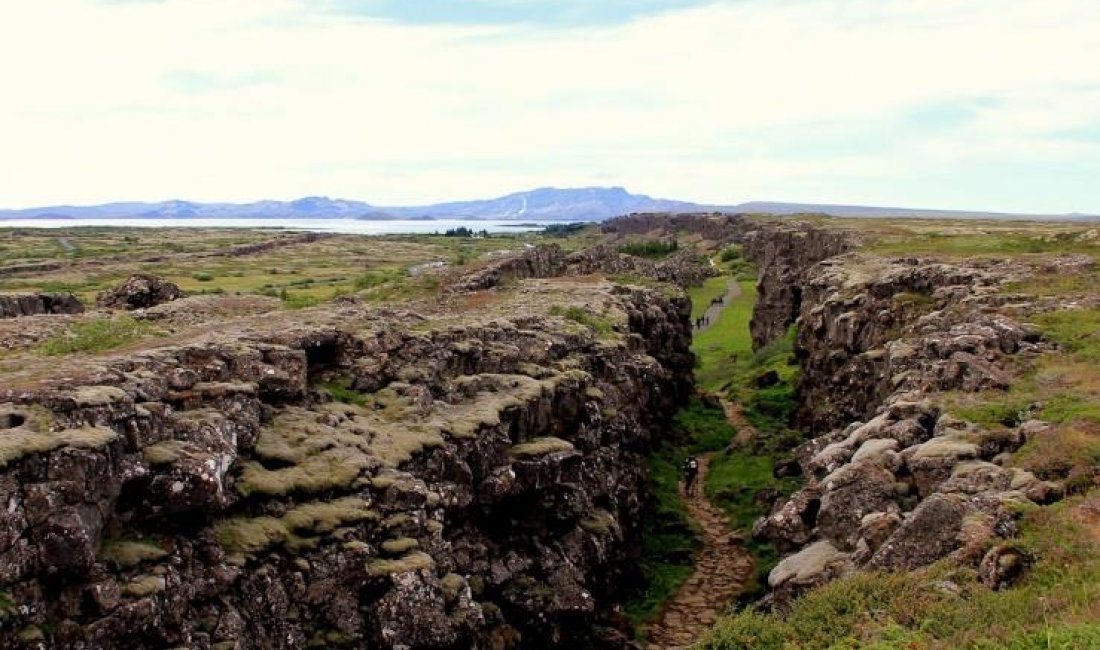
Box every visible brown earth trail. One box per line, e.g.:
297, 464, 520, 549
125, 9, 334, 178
641, 456, 755, 650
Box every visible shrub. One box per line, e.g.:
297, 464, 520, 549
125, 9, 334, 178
191, 271, 214, 282
619, 239, 680, 259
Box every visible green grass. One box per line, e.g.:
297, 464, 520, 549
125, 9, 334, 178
317, 377, 367, 406
549, 305, 614, 337
692, 280, 757, 392
699, 497, 1100, 650
865, 230, 1100, 260
38, 316, 156, 355
1033, 307, 1100, 362
689, 276, 733, 321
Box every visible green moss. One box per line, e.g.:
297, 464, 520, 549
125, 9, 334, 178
441, 572, 467, 602
142, 440, 185, 466
0, 426, 118, 468
216, 497, 373, 556
123, 574, 167, 598
579, 509, 616, 535
619, 239, 680, 259
100, 539, 168, 569
509, 437, 575, 459
280, 498, 377, 534
381, 537, 420, 556
367, 551, 434, 577
307, 629, 356, 649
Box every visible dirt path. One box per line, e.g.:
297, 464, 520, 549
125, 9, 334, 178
693, 279, 741, 334
641, 456, 755, 650
720, 398, 757, 449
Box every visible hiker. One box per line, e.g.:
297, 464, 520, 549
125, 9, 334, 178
682, 456, 700, 496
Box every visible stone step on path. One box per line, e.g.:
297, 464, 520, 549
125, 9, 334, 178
641, 456, 755, 650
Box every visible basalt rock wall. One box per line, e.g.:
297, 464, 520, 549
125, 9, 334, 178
739, 225, 854, 350
751, 246, 1064, 602
456, 243, 716, 292
0, 283, 693, 649
0, 293, 84, 318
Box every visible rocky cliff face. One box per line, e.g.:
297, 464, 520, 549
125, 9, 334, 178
456, 243, 715, 292
0, 293, 84, 318
0, 280, 693, 649
752, 249, 1067, 601
739, 224, 853, 350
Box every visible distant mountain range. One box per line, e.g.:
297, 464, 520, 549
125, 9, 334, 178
0, 187, 1095, 222
0, 187, 701, 222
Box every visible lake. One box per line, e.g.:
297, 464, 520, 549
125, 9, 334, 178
0, 218, 552, 235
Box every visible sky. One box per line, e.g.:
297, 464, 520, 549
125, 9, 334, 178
1, 0, 1099, 213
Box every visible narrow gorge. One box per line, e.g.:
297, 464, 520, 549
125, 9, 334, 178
2, 214, 1098, 649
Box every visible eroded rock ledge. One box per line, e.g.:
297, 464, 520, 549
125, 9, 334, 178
753, 251, 1063, 602
0, 279, 692, 649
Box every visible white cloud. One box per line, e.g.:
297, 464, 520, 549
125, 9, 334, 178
1, 0, 1098, 211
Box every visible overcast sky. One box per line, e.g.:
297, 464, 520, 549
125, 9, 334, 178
1, 0, 1098, 213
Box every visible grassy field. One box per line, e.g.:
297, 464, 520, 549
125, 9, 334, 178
691, 280, 758, 392
689, 276, 733, 321
0, 227, 596, 306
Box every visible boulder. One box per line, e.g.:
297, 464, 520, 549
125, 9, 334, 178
815, 462, 898, 549
768, 539, 850, 589
869, 494, 967, 571
978, 544, 1029, 590
97, 274, 186, 310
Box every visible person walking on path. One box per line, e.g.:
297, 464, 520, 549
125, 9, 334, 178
682, 456, 700, 496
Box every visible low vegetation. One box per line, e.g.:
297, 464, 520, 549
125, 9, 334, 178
619, 238, 680, 259
39, 316, 157, 355
548, 304, 614, 337
699, 496, 1100, 649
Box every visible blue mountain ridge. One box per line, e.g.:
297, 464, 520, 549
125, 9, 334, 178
0, 188, 1095, 221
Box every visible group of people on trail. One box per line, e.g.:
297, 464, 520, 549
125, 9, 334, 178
682, 455, 699, 496
693, 294, 728, 330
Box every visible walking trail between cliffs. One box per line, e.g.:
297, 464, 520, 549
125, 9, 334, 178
693, 278, 741, 334
641, 454, 756, 650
